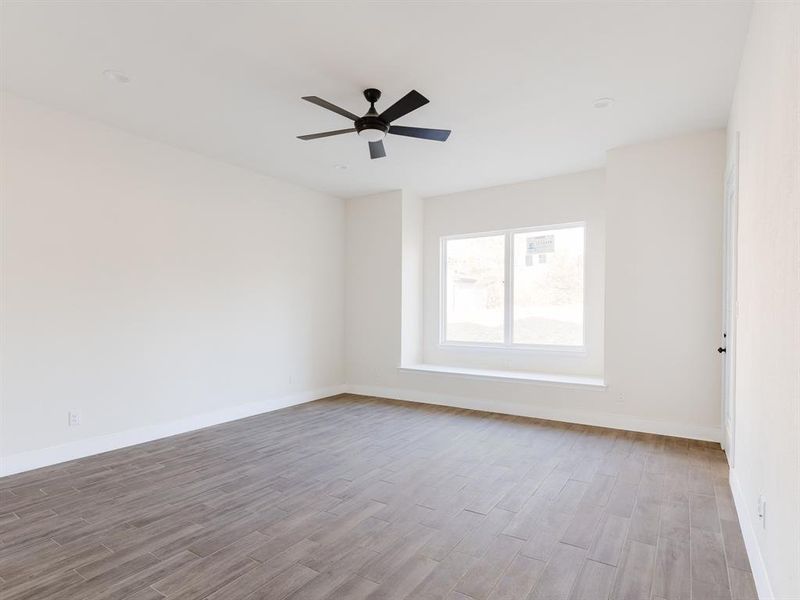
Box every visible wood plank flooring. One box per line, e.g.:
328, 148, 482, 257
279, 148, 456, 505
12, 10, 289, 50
0, 394, 756, 600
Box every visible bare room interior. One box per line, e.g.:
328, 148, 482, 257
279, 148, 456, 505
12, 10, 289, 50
0, 2, 798, 599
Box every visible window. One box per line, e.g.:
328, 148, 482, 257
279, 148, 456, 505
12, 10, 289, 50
441, 223, 585, 349
443, 234, 505, 343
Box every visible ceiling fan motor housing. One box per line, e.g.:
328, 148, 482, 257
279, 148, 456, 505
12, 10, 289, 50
355, 115, 389, 136
355, 88, 389, 139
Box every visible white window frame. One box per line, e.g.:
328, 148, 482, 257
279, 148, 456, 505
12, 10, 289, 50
439, 222, 587, 353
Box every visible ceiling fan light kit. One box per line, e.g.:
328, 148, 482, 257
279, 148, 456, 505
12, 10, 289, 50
297, 88, 451, 159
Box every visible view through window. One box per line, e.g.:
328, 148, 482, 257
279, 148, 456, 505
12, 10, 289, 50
443, 224, 585, 347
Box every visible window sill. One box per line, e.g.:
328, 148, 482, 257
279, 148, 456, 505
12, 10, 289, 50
438, 342, 588, 356
397, 364, 606, 389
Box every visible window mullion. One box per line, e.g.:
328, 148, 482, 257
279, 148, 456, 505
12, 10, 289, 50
440, 238, 447, 344
504, 231, 513, 346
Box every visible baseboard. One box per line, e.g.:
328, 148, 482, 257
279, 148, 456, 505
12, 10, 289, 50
0, 382, 721, 477
0, 385, 347, 477
729, 467, 775, 600
345, 384, 722, 442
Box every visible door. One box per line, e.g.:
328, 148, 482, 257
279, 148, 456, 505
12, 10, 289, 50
721, 133, 739, 464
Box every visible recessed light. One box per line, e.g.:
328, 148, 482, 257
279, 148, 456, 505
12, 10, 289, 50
103, 69, 131, 84
593, 97, 614, 109
333, 164, 348, 171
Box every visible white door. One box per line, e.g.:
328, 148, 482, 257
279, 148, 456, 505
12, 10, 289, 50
721, 133, 739, 464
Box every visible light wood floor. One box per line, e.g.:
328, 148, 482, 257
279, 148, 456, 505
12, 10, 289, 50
0, 395, 756, 600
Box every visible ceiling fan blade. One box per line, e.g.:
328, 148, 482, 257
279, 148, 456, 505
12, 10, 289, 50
379, 90, 429, 123
388, 125, 451, 142
369, 140, 386, 159
301, 96, 360, 121
297, 128, 356, 140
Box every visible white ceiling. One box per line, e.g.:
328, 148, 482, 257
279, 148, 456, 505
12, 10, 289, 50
1, 1, 751, 198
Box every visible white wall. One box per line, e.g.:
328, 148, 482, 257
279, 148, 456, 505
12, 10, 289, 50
345, 131, 725, 441
605, 131, 726, 437
726, 3, 800, 599
0, 93, 346, 472
400, 190, 424, 366
422, 169, 605, 377
344, 190, 403, 386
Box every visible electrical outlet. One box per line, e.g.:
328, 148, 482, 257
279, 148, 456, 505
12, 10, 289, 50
68, 411, 80, 427
757, 494, 766, 528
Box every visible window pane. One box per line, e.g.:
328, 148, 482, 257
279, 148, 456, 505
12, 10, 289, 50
445, 235, 505, 343
512, 227, 584, 346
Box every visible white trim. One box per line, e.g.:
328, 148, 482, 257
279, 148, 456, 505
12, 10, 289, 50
439, 342, 589, 359
398, 364, 605, 389
438, 340, 588, 355
0, 385, 347, 478
345, 384, 721, 442
729, 467, 774, 600
721, 132, 740, 463
504, 226, 513, 345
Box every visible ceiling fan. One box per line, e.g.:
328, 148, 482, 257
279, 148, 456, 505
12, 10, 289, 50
297, 88, 451, 159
